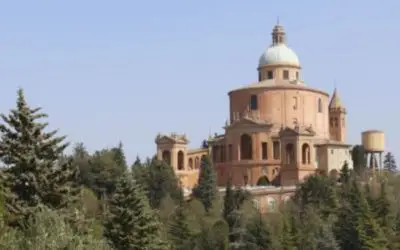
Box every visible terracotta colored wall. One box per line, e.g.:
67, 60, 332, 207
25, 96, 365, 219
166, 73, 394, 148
229, 87, 329, 138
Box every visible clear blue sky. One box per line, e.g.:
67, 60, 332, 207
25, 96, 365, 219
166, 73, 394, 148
0, 1, 398, 165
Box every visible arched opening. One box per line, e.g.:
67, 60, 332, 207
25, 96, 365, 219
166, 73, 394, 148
301, 143, 311, 164
285, 143, 295, 164
162, 150, 171, 165
201, 155, 206, 164
256, 176, 270, 186
240, 134, 252, 160
188, 158, 193, 170
195, 157, 200, 169
177, 151, 184, 170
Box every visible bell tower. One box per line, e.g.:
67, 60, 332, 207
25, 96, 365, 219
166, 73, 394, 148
155, 133, 189, 171
329, 88, 346, 142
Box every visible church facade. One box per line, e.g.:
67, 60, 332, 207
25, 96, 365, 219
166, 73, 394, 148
155, 24, 353, 202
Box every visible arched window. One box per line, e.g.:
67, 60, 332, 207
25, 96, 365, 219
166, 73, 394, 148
162, 150, 171, 165
240, 134, 253, 160
285, 143, 295, 164
195, 157, 200, 169
256, 176, 270, 186
266, 197, 277, 212
177, 151, 184, 170
318, 98, 322, 113
301, 143, 310, 164
188, 158, 193, 170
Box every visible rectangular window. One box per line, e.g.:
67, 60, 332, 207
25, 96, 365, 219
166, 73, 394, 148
296, 71, 299, 80
250, 95, 258, 110
267, 71, 273, 79
228, 144, 232, 161
273, 141, 280, 160
283, 70, 289, 79
262, 142, 268, 159
293, 96, 298, 110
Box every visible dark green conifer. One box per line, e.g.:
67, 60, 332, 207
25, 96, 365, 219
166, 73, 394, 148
192, 155, 217, 212
167, 198, 191, 250
104, 174, 168, 250
244, 212, 273, 250
0, 88, 80, 228
146, 159, 182, 209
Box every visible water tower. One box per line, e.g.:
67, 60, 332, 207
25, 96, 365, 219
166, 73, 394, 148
361, 130, 385, 174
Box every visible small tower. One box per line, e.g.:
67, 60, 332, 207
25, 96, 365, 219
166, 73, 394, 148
329, 88, 346, 142
272, 23, 286, 45
155, 133, 189, 171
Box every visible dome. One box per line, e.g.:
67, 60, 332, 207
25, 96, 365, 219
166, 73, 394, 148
259, 44, 300, 67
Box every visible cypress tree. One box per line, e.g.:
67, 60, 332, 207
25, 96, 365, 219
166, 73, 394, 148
222, 178, 236, 243
192, 155, 217, 212
0, 88, 80, 228
104, 174, 168, 250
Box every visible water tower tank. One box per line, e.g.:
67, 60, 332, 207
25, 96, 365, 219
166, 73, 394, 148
361, 130, 385, 153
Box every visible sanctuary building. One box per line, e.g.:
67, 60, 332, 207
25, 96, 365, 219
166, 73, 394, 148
155, 23, 353, 196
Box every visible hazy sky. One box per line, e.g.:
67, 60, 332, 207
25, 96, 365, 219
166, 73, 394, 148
0, 1, 398, 164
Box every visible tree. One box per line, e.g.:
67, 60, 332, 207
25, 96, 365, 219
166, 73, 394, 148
167, 198, 192, 250
244, 212, 274, 250
104, 174, 168, 250
352, 145, 366, 174
88, 148, 126, 197
192, 155, 217, 212
293, 175, 338, 219
0, 88, 80, 228
335, 179, 387, 250
146, 159, 182, 209
111, 141, 127, 169
384, 152, 397, 172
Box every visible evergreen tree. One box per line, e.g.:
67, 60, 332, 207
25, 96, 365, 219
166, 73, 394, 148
0, 88, 80, 228
280, 212, 297, 250
104, 174, 167, 250
351, 145, 366, 174
384, 152, 397, 172
111, 141, 127, 169
146, 159, 182, 209
222, 178, 236, 242
244, 212, 273, 250
167, 198, 192, 250
335, 179, 387, 250
293, 175, 338, 218
192, 155, 217, 212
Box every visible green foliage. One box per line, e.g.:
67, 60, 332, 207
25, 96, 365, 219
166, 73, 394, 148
0, 88, 81, 228
192, 155, 217, 212
384, 152, 397, 172
167, 199, 192, 250
104, 174, 168, 250
352, 144, 366, 173
145, 159, 182, 209
244, 212, 274, 250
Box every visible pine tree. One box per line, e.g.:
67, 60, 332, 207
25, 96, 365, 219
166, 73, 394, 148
335, 179, 387, 250
244, 212, 273, 250
0, 88, 80, 228
111, 141, 127, 169
192, 155, 217, 212
167, 198, 191, 250
384, 152, 397, 172
104, 174, 168, 250
280, 212, 297, 250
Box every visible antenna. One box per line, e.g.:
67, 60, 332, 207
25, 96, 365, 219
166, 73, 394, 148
277, 16, 280, 25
